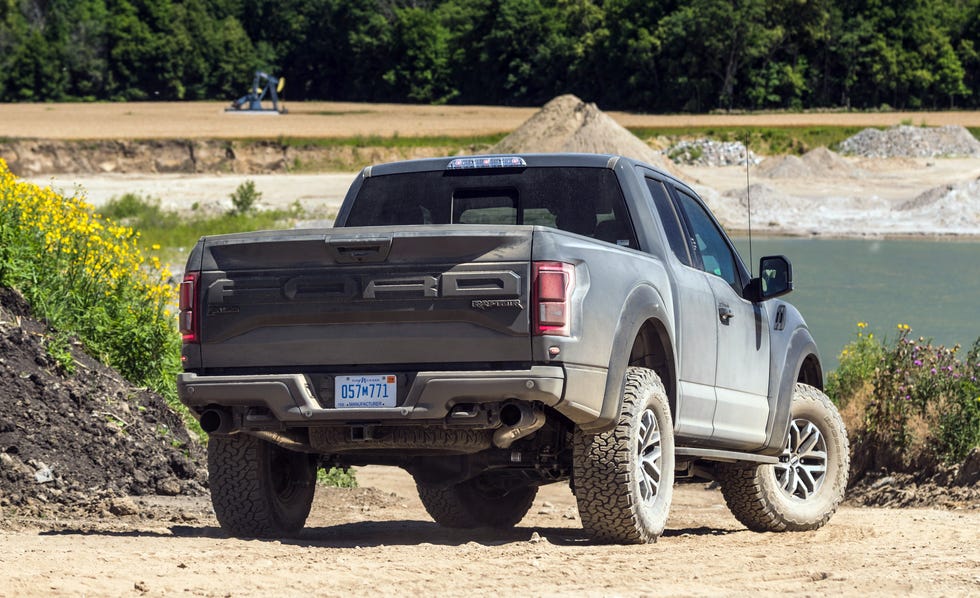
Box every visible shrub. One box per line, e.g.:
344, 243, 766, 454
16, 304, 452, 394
229, 179, 261, 216
869, 329, 980, 464
0, 159, 179, 402
99, 192, 167, 223
832, 321, 980, 468
826, 322, 883, 407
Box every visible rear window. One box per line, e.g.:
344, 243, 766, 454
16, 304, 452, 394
346, 167, 638, 248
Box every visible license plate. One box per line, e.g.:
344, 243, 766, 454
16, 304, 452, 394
334, 375, 397, 408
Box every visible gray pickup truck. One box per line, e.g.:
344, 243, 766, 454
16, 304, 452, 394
177, 153, 848, 544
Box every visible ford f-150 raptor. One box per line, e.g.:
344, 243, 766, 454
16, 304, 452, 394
177, 153, 849, 544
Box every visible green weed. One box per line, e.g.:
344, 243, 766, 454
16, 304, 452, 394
318, 466, 358, 488
44, 333, 76, 375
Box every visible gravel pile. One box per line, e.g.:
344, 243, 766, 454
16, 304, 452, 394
666, 139, 759, 166
838, 125, 980, 158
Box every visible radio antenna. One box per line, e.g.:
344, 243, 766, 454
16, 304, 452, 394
744, 137, 753, 276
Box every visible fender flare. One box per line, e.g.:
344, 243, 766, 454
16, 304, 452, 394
578, 283, 675, 433
759, 325, 823, 455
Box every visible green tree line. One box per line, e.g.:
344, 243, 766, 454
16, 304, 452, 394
1, 0, 978, 111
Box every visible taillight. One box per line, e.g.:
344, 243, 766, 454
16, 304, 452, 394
532, 261, 574, 336
178, 272, 199, 344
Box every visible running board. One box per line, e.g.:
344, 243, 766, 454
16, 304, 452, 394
675, 447, 779, 464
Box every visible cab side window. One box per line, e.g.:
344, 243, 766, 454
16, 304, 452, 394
646, 178, 692, 266
674, 190, 739, 287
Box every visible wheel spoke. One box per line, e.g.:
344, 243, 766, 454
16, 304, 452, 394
798, 424, 821, 455
801, 449, 827, 463
642, 450, 662, 482
635, 409, 662, 504
793, 473, 810, 499
785, 463, 798, 493
777, 417, 829, 501
799, 466, 820, 492
801, 464, 825, 484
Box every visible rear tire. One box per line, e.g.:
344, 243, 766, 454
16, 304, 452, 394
208, 434, 317, 538
416, 473, 538, 529
717, 383, 849, 532
573, 367, 675, 544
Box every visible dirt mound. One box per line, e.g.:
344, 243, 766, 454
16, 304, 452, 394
839, 125, 980, 158
722, 182, 791, 211
757, 147, 857, 178
490, 95, 677, 174
803, 146, 858, 174
757, 154, 809, 178
846, 465, 980, 510
899, 176, 980, 207
0, 287, 207, 519
895, 177, 980, 230
711, 183, 803, 233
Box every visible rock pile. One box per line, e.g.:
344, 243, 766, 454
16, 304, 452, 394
666, 139, 759, 167
0, 287, 207, 519
838, 125, 980, 158
490, 95, 678, 174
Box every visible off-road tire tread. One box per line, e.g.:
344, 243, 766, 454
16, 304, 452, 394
208, 434, 316, 538
572, 367, 674, 544
716, 383, 849, 532
416, 477, 538, 529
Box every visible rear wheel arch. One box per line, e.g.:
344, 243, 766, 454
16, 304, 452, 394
583, 284, 676, 433
629, 319, 677, 419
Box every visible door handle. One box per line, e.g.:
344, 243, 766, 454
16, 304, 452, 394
718, 304, 735, 323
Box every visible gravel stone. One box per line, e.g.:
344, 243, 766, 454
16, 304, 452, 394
666, 139, 760, 166
838, 125, 980, 158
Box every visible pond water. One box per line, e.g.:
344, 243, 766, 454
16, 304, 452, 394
731, 237, 980, 372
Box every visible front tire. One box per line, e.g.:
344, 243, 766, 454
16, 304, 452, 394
717, 383, 849, 532
416, 473, 538, 529
208, 434, 317, 538
573, 367, 675, 544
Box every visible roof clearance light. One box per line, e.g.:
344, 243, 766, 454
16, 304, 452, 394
446, 156, 527, 170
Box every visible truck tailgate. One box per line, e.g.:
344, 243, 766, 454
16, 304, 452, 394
191, 226, 533, 369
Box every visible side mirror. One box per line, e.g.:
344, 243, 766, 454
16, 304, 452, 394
747, 255, 793, 302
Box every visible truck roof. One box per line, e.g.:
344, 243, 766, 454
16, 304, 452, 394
362, 152, 672, 180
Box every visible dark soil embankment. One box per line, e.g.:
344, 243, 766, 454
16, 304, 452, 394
0, 287, 206, 521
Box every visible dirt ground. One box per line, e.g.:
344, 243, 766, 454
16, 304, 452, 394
1, 466, 977, 597
3, 101, 980, 140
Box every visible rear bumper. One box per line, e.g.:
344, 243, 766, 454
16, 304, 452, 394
177, 366, 566, 425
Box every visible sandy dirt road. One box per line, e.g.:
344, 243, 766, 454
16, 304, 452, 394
3, 101, 980, 140
1, 466, 977, 597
